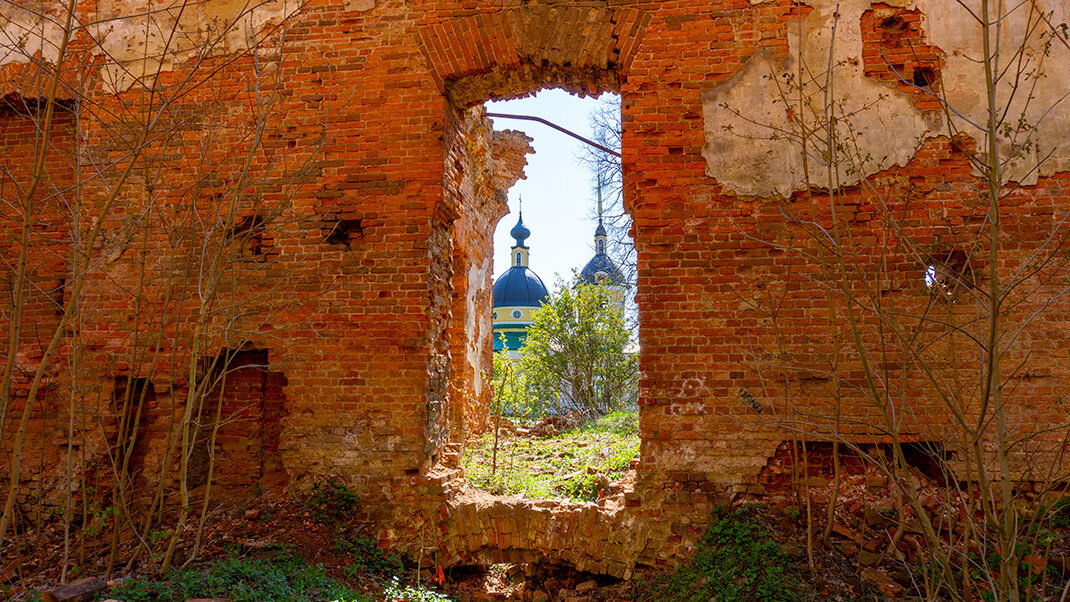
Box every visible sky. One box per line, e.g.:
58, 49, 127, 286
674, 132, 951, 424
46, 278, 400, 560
487, 90, 620, 287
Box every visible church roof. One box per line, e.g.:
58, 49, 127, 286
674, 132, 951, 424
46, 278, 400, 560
579, 253, 626, 287
493, 266, 550, 307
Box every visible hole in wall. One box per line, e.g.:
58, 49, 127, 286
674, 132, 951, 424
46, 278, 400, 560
879, 15, 907, 33
448, 87, 639, 504
109, 376, 156, 479
324, 218, 363, 249
186, 348, 289, 497
924, 249, 972, 300
227, 214, 267, 259
912, 67, 936, 88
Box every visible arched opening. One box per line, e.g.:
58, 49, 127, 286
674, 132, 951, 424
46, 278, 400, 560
447, 89, 639, 504
416, 3, 650, 452
410, 5, 659, 577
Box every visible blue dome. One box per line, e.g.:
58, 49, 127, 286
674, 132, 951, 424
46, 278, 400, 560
510, 215, 530, 247
493, 266, 549, 308
579, 253, 626, 287
594, 222, 607, 237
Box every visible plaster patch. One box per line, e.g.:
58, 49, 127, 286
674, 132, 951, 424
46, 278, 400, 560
345, 0, 376, 12
704, 0, 1070, 194
466, 256, 492, 399
88, 0, 300, 93
1, 2, 67, 67
703, 1, 930, 197
916, 0, 1070, 181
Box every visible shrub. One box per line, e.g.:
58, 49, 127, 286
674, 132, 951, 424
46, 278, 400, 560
109, 551, 366, 602
638, 505, 800, 602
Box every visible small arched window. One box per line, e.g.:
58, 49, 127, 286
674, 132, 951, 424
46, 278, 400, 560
516, 251, 522, 266
597, 240, 605, 254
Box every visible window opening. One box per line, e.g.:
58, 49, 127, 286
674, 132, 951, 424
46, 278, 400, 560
461, 89, 637, 503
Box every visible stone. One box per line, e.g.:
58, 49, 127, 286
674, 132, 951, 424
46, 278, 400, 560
860, 568, 903, 598
858, 549, 883, 567
43, 578, 108, 602
863, 504, 892, 526
575, 579, 597, 592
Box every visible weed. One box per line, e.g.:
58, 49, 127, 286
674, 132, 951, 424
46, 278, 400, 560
637, 505, 800, 602
581, 409, 639, 437
308, 479, 360, 524
332, 535, 402, 575
108, 551, 367, 602
462, 410, 639, 502
380, 576, 455, 601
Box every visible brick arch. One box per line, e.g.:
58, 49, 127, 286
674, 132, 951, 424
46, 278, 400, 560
416, 6, 651, 107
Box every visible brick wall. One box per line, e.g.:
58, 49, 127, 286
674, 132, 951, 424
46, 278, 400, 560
2, 0, 1070, 573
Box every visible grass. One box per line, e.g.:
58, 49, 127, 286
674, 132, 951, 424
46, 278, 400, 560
637, 505, 802, 602
104, 551, 369, 602
94, 549, 456, 602
461, 409, 640, 502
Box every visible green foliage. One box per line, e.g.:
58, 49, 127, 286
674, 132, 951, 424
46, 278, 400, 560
519, 281, 637, 419
638, 505, 800, 602
307, 479, 360, 524
491, 347, 535, 418
1049, 497, 1070, 529
462, 410, 639, 501
332, 535, 402, 576
107, 551, 367, 602
380, 576, 455, 601
584, 408, 638, 436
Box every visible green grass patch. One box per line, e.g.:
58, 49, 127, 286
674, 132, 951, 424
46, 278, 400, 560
462, 410, 639, 502
637, 505, 801, 602
105, 551, 368, 602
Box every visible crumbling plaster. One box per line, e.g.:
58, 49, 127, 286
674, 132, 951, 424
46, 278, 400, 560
1, 2, 67, 68
1, 0, 298, 93
705, 0, 1070, 197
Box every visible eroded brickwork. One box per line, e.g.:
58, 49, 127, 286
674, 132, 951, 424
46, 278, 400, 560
2, 0, 1070, 576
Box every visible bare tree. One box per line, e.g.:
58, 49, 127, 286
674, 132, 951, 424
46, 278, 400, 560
579, 94, 638, 331
719, 2, 1070, 600
0, 0, 327, 580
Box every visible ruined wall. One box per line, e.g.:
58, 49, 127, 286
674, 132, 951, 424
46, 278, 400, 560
443, 102, 534, 441
1, 0, 1070, 576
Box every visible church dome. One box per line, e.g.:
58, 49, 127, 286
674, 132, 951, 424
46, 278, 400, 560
493, 267, 549, 307
579, 253, 626, 287
509, 217, 531, 247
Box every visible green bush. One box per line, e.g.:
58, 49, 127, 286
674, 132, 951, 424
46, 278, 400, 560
107, 551, 366, 602
332, 535, 402, 575
638, 505, 800, 602
308, 479, 360, 524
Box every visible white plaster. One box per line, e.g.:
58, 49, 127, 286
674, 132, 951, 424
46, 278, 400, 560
704, 0, 1070, 195
466, 256, 492, 399
1, 0, 299, 94
91, 0, 300, 93
918, 0, 1070, 181
1, 1, 66, 67
345, 0, 376, 12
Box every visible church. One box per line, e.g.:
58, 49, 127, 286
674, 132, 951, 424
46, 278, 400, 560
491, 196, 628, 355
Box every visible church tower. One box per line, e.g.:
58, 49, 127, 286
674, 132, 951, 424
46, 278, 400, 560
578, 182, 628, 314
491, 211, 550, 356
